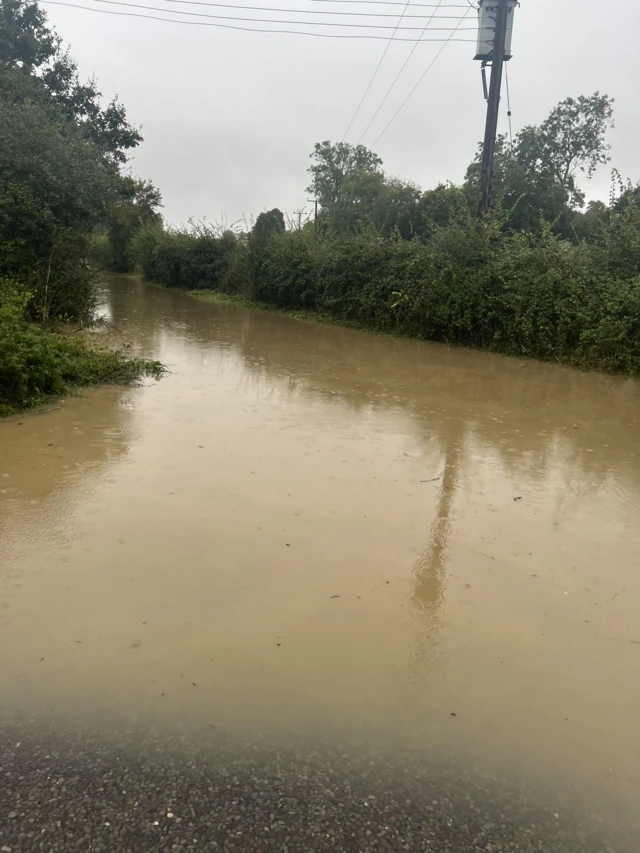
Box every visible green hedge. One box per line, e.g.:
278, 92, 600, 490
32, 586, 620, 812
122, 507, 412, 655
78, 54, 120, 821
132, 220, 640, 375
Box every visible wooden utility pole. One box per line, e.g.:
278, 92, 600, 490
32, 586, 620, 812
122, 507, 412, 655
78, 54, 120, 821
478, 0, 510, 216
307, 198, 319, 227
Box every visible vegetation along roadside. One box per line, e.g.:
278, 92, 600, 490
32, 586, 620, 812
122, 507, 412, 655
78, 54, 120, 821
122, 100, 639, 376
0, 0, 163, 416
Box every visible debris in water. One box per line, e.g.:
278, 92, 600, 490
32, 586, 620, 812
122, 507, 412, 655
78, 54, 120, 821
329, 595, 340, 599
514, 496, 523, 502
450, 712, 457, 717
129, 640, 142, 648
420, 477, 441, 483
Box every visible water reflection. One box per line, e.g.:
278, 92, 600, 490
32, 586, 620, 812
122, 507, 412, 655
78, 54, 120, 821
412, 430, 461, 615
0, 386, 137, 560
1, 276, 639, 841
105, 276, 639, 506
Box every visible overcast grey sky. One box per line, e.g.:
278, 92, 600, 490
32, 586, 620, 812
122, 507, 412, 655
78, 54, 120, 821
43, 0, 640, 225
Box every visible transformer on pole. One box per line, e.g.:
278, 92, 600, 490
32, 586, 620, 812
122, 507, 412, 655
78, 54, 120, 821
474, 0, 519, 216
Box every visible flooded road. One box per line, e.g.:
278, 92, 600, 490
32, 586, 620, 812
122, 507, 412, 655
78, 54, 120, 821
1, 275, 640, 850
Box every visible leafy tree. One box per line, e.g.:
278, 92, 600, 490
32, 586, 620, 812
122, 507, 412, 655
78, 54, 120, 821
0, 0, 57, 67
0, 0, 144, 318
107, 177, 163, 272
0, 97, 118, 319
323, 171, 423, 239
520, 93, 614, 206
251, 208, 285, 242
0, 0, 141, 165
420, 184, 473, 236
465, 94, 615, 235
307, 141, 382, 210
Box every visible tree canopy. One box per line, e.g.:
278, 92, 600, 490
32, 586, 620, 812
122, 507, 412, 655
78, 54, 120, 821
0, 0, 154, 317
307, 141, 383, 210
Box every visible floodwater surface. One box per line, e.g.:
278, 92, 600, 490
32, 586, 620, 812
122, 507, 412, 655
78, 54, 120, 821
1, 276, 640, 847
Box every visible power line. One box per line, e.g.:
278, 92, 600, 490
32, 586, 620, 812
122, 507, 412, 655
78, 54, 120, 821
341, 0, 414, 140
159, 0, 472, 17
307, 1, 468, 5
40, 0, 477, 38
46, 0, 477, 27
371, 3, 473, 145
357, 0, 444, 143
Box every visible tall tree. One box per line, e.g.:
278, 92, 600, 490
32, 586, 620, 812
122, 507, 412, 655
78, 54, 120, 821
0, 0, 144, 317
516, 93, 614, 208
0, 0, 141, 165
307, 141, 382, 210
465, 93, 615, 234
251, 208, 285, 242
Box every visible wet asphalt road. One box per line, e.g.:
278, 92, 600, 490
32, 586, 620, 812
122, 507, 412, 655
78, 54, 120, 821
0, 721, 627, 853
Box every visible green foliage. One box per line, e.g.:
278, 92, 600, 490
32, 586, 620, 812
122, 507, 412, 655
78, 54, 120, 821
139, 212, 640, 375
0, 0, 56, 67
251, 209, 285, 242
0, 0, 145, 322
0, 95, 116, 320
465, 94, 615, 236
0, 1, 164, 415
1, 0, 141, 165
106, 177, 163, 272
307, 141, 383, 210
0, 279, 163, 415
219, 238, 251, 296
324, 171, 424, 239
129, 220, 239, 290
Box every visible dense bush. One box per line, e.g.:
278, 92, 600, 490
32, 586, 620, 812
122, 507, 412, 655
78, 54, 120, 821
133, 221, 238, 290
0, 279, 162, 415
131, 216, 640, 375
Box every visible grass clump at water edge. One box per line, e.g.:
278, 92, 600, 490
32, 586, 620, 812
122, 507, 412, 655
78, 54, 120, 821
0, 279, 164, 417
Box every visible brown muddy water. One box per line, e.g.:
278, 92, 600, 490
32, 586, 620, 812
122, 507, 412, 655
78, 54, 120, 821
1, 276, 640, 847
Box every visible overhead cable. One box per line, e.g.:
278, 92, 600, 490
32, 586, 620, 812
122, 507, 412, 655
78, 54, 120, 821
341, 0, 414, 140
46, 0, 476, 28
371, 3, 473, 145
40, 0, 477, 38
306, 1, 468, 6
357, 0, 445, 143
159, 0, 473, 17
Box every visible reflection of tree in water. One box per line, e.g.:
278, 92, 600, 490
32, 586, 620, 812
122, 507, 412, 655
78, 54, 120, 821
104, 275, 640, 502
97, 279, 640, 656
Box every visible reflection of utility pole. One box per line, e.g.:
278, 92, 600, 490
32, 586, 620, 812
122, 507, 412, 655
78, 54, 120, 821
475, 0, 518, 216
409, 424, 465, 674
412, 432, 461, 614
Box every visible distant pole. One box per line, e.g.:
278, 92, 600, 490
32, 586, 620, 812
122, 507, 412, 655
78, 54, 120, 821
307, 198, 319, 227
478, 0, 510, 217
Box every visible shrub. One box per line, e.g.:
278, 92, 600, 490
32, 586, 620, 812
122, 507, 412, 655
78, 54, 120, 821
0, 279, 163, 415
